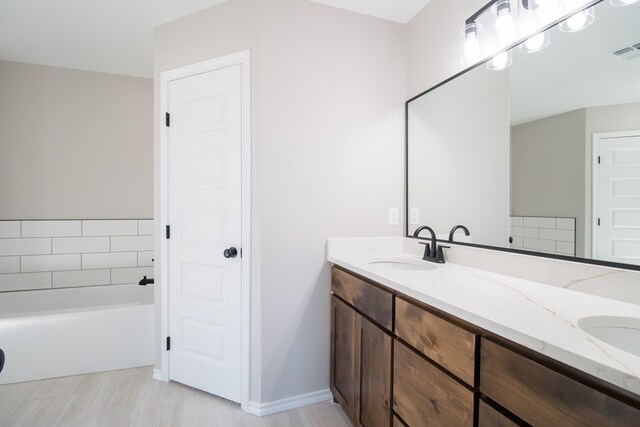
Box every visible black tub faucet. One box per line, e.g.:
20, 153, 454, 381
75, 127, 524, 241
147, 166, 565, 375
449, 225, 470, 242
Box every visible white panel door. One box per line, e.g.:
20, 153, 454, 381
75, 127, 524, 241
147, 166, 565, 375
168, 65, 242, 402
595, 134, 640, 265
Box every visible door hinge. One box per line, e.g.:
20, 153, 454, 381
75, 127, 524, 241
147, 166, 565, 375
166, 225, 171, 239
166, 336, 171, 351
598, 218, 601, 226
165, 112, 170, 127
598, 156, 601, 164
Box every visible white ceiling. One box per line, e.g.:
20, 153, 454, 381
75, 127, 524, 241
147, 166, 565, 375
309, 0, 430, 24
0, 0, 430, 79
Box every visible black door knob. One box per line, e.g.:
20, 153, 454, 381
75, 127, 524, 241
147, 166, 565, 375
223, 247, 238, 258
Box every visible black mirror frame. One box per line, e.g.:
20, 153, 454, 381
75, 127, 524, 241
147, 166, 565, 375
404, 0, 640, 272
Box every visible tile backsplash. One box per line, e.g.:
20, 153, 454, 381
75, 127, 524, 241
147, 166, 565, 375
0, 219, 154, 292
509, 216, 576, 256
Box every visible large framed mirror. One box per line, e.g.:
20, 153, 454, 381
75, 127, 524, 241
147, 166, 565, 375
406, 0, 640, 270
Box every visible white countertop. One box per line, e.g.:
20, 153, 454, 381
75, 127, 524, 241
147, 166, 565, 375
327, 237, 640, 396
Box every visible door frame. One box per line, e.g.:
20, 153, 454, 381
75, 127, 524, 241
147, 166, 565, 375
591, 130, 640, 260
158, 50, 252, 409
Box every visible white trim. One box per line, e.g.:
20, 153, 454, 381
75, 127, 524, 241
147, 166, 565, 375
244, 389, 333, 417
592, 130, 640, 259
158, 50, 252, 410
152, 368, 164, 382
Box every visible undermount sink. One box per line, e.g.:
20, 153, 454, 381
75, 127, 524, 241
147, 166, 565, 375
368, 257, 437, 272
578, 316, 640, 357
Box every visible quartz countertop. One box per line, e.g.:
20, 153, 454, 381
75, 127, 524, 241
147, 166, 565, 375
327, 237, 640, 396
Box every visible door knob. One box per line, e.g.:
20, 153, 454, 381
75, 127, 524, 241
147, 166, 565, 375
223, 247, 238, 258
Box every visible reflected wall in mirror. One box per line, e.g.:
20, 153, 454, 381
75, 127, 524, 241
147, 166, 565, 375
407, 0, 640, 267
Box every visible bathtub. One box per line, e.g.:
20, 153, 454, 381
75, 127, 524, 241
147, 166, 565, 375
0, 284, 154, 385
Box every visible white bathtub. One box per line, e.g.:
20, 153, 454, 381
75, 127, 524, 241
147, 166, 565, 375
0, 284, 154, 385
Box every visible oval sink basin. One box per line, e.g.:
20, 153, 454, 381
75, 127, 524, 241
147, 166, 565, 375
578, 316, 640, 357
368, 258, 437, 272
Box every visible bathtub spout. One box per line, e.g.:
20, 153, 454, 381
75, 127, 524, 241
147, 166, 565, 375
138, 276, 154, 286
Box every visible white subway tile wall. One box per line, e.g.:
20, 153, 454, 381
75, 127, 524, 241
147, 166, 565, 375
0, 221, 20, 238
509, 216, 575, 256
0, 219, 154, 292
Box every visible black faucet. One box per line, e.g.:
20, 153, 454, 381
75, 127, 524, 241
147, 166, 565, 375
449, 225, 470, 242
414, 225, 449, 263
139, 276, 155, 286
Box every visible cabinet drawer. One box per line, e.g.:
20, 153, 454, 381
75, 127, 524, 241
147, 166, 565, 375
394, 341, 474, 427
395, 297, 476, 386
481, 339, 640, 426
331, 267, 393, 330
478, 401, 518, 427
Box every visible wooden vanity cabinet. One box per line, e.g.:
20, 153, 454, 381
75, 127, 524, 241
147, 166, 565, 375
330, 265, 640, 427
331, 267, 393, 427
480, 339, 640, 426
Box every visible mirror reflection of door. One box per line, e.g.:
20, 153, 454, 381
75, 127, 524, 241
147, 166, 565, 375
594, 132, 640, 266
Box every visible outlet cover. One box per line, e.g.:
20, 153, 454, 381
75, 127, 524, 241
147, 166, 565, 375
388, 207, 400, 226
410, 207, 420, 225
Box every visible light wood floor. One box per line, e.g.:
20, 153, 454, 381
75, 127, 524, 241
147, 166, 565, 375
0, 366, 350, 427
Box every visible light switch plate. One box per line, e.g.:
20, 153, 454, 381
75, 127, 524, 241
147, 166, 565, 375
388, 207, 399, 226
410, 207, 420, 225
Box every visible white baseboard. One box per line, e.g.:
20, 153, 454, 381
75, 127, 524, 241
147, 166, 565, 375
244, 389, 332, 417
152, 368, 164, 382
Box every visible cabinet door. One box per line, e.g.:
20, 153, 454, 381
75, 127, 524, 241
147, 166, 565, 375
356, 315, 392, 427
394, 341, 474, 427
331, 296, 357, 423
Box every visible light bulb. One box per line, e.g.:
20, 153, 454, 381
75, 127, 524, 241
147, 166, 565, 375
464, 34, 481, 62
533, 0, 564, 20
520, 31, 549, 53
567, 11, 587, 29
492, 52, 509, 68
487, 51, 513, 71
462, 22, 481, 63
610, 0, 639, 5
560, 7, 595, 32
495, 9, 515, 33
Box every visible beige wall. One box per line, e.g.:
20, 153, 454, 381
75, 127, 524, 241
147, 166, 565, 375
511, 109, 587, 256
154, 0, 406, 404
406, 0, 487, 97
0, 60, 153, 219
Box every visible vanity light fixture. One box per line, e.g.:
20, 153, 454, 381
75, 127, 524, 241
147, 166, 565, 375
610, 0, 639, 5
559, 7, 595, 32
463, 0, 601, 70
